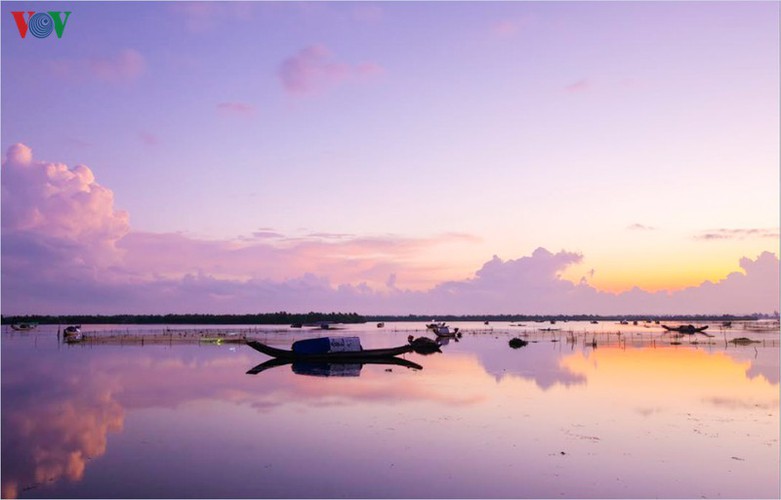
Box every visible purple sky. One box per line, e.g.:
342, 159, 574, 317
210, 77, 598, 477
2, 2, 778, 315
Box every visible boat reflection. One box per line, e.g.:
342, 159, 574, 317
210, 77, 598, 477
247, 356, 423, 376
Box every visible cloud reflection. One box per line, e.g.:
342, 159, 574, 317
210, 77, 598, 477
1, 365, 124, 498
2, 340, 777, 497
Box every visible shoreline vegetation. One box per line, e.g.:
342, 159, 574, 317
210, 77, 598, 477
2, 311, 779, 326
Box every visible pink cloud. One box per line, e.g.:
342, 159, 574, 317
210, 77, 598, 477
492, 21, 520, 37
170, 2, 254, 33
565, 79, 590, 93
250, 230, 284, 240
2, 145, 778, 316
627, 223, 657, 231
216, 102, 255, 116
89, 49, 146, 83
491, 15, 536, 39
138, 131, 160, 146
278, 44, 383, 95
115, 231, 458, 293
695, 228, 780, 241
46, 49, 146, 84
351, 4, 384, 23
2, 144, 131, 312
1, 144, 128, 245
492, 20, 522, 38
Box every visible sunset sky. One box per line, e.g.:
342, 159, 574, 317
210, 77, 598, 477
2, 1, 778, 315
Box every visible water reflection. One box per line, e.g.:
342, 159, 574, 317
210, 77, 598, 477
247, 357, 423, 376
463, 339, 588, 389
2, 328, 778, 499
1, 348, 125, 498
559, 347, 779, 414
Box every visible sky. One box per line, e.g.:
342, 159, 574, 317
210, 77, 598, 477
1, 1, 779, 315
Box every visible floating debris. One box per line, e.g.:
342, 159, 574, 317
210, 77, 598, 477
730, 337, 760, 345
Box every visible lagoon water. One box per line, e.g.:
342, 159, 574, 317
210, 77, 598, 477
2, 321, 779, 498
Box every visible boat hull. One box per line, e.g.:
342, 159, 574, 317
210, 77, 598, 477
662, 325, 709, 334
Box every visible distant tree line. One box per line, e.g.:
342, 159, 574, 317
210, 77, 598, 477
1, 311, 366, 325
2, 311, 776, 325
365, 313, 778, 323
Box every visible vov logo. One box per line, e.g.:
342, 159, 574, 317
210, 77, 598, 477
12, 11, 72, 39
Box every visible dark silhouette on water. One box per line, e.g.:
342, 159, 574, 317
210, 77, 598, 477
246, 356, 423, 376
662, 324, 712, 336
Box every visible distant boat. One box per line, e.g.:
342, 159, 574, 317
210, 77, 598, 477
62, 325, 83, 342
426, 322, 459, 337
11, 322, 38, 331
662, 324, 710, 335
376, 322, 385, 328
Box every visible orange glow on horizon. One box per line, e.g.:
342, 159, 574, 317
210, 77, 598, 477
561, 252, 761, 294
585, 268, 733, 293
560, 347, 779, 402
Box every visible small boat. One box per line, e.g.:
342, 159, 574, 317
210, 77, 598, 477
662, 324, 710, 335
376, 322, 385, 328
10, 322, 38, 331
246, 338, 413, 360
426, 322, 459, 337
62, 325, 83, 342
407, 335, 442, 354
433, 325, 459, 337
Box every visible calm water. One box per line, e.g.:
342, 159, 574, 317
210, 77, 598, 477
2, 321, 779, 499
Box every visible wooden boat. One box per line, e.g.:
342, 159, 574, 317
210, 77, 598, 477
62, 325, 83, 342
662, 324, 710, 335
246, 340, 413, 360
11, 322, 38, 331
246, 356, 423, 376
426, 322, 459, 337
